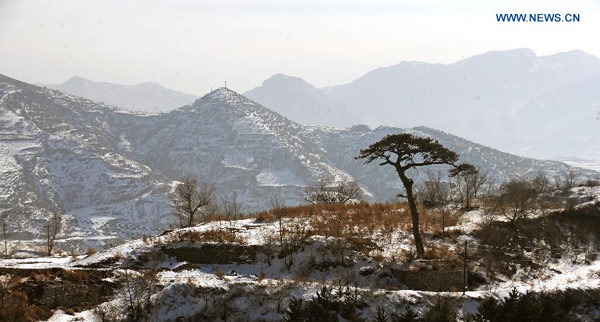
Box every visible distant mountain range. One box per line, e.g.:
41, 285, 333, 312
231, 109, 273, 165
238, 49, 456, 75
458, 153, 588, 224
0, 73, 595, 249
245, 48, 600, 160
46, 76, 198, 113
245, 74, 357, 128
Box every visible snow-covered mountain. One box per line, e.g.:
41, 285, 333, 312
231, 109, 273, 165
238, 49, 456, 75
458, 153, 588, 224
247, 49, 600, 160
46, 76, 198, 113
0, 75, 172, 250
0, 73, 595, 249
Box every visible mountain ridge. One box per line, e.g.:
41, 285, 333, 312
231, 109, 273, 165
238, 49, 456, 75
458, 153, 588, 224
245, 73, 358, 128
1, 73, 597, 250
246, 48, 600, 160
46, 76, 198, 113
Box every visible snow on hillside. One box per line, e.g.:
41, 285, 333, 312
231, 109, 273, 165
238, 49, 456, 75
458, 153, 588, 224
0, 75, 173, 252
3, 195, 600, 321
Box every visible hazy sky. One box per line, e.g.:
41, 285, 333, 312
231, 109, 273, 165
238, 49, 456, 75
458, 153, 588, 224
1, 0, 599, 94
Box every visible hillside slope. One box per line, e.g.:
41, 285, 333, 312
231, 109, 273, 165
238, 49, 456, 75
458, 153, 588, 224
0, 75, 172, 250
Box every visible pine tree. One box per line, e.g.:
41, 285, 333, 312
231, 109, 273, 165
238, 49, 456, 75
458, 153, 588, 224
534, 294, 561, 322
284, 297, 305, 322
391, 307, 419, 322
357, 133, 471, 256
304, 300, 337, 322
472, 296, 498, 322
340, 297, 365, 322
373, 306, 388, 322
304, 287, 338, 322
421, 297, 458, 322
498, 287, 521, 321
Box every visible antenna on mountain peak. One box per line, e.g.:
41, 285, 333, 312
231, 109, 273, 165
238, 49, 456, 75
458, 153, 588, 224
224, 81, 227, 89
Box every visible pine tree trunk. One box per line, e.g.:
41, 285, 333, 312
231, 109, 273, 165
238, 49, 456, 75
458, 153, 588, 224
398, 169, 425, 256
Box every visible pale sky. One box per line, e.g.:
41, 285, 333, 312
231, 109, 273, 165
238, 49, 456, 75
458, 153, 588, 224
1, 0, 599, 94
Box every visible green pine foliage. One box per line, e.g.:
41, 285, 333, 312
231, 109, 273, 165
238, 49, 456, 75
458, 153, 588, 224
284, 297, 305, 322
373, 306, 388, 322
472, 288, 564, 322
421, 297, 458, 322
391, 307, 420, 322
281, 287, 592, 322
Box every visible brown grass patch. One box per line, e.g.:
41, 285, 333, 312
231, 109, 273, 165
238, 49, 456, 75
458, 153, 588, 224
175, 227, 247, 245
62, 269, 90, 282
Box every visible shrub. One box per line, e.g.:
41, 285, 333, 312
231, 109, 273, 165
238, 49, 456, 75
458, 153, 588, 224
142, 235, 152, 245
214, 269, 225, 280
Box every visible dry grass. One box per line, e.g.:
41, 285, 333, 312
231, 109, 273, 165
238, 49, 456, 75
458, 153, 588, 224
422, 244, 459, 262
175, 227, 248, 245
257, 271, 266, 283
214, 269, 225, 280
142, 235, 153, 245
114, 252, 124, 261
32, 273, 50, 283
63, 269, 90, 282
252, 202, 460, 239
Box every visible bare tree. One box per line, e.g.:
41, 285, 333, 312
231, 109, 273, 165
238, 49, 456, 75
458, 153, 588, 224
171, 177, 215, 228
451, 166, 488, 209
552, 175, 564, 191
499, 179, 537, 226
532, 170, 551, 194
304, 178, 362, 205
46, 212, 62, 256
480, 199, 502, 229
0, 210, 11, 259
417, 169, 451, 207
258, 227, 278, 266
564, 170, 578, 190
122, 261, 158, 321
220, 192, 243, 220
268, 194, 286, 251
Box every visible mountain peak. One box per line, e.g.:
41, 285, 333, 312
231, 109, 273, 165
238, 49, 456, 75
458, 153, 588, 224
266, 73, 294, 81
194, 87, 256, 109
261, 73, 313, 88
455, 48, 537, 65
540, 49, 600, 63
64, 75, 90, 84
137, 81, 163, 88
265, 73, 301, 81
204, 86, 241, 99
